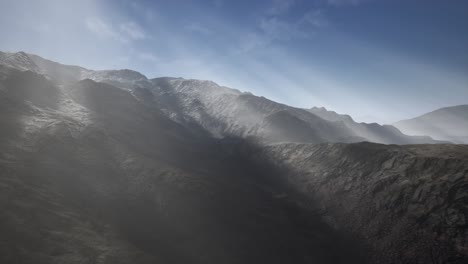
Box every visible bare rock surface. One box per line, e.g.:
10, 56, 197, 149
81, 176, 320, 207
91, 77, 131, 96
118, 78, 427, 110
263, 142, 468, 263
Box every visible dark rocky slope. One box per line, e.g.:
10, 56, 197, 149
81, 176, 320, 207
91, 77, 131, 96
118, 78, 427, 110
262, 142, 468, 263
0, 67, 367, 264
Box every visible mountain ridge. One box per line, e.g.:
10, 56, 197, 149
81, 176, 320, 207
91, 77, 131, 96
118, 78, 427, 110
0, 50, 446, 145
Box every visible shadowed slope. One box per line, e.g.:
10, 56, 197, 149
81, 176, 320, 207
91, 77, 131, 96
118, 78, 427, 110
0, 73, 367, 264
263, 142, 468, 264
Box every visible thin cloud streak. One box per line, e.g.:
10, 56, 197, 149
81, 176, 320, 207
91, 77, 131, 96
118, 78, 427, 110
185, 23, 214, 35
120, 22, 146, 40
326, 0, 373, 6
266, 0, 296, 15
85, 18, 147, 43
86, 17, 119, 39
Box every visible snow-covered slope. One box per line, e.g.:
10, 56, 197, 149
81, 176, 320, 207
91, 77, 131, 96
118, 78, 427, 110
145, 77, 362, 143
0, 51, 41, 73
2, 52, 148, 90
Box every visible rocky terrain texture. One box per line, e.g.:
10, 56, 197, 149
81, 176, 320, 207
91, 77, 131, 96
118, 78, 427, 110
0, 51, 467, 263
394, 105, 468, 144
262, 142, 468, 263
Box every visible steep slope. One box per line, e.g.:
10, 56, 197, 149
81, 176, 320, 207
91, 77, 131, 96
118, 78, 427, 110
394, 105, 468, 144
263, 142, 468, 264
0, 67, 367, 264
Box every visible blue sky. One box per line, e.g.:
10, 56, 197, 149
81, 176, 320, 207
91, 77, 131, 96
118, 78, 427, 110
0, 0, 467, 123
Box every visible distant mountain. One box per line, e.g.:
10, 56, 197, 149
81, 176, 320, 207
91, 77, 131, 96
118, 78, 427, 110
308, 106, 441, 144
0, 51, 442, 145
1, 51, 467, 263
394, 105, 468, 144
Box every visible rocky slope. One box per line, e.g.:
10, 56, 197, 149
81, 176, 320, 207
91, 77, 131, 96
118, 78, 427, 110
262, 142, 468, 264
0, 66, 367, 264
394, 105, 468, 144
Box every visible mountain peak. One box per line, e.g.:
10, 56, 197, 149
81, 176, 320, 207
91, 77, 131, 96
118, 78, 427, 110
308, 106, 354, 123
88, 69, 147, 81
81, 69, 148, 89
15, 51, 28, 56
0, 51, 40, 73
311, 106, 327, 111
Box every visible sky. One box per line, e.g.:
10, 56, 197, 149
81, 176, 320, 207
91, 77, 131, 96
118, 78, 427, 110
0, 0, 467, 123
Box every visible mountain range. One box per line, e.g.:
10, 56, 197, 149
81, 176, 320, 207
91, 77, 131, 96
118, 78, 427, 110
0, 51, 448, 145
0, 51, 467, 264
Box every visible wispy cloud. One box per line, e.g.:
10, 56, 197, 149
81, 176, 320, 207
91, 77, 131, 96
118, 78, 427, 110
85, 17, 119, 39
236, 6, 327, 53
237, 32, 268, 53
120, 22, 146, 40
233, 0, 366, 53
129, 1, 157, 22
136, 52, 158, 62
261, 9, 327, 40
266, 0, 296, 15
85, 17, 147, 43
259, 17, 307, 41
213, 0, 224, 8
185, 23, 214, 35
326, 0, 372, 6
301, 9, 328, 28
32, 23, 52, 33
